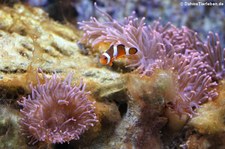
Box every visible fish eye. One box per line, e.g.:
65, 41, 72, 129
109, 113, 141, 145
104, 57, 107, 60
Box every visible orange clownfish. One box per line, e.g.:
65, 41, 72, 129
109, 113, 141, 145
100, 44, 138, 66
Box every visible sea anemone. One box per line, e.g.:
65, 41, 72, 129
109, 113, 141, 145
79, 4, 219, 116
18, 69, 98, 144
78, 4, 147, 49
197, 32, 225, 80
169, 52, 218, 116
157, 23, 201, 52
78, 3, 167, 75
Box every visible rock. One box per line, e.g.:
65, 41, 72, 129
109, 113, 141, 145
0, 105, 28, 149
106, 72, 168, 149
189, 80, 225, 134
185, 134, 211, 149
0, 4, 123, 148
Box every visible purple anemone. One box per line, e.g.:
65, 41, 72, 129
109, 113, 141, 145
79, 4, 219, 116
18, 69, 98, 144
169, 52, 218, 116
197, 32, 225, 80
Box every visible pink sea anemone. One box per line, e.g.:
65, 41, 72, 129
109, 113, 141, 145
197, 32, 225, 80
18, 69, 98, 144
78, 5, 166, 75
79, 4, 219, 116
169, 52, 218, 116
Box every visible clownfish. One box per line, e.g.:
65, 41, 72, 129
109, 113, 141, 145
100, 44, 138, 66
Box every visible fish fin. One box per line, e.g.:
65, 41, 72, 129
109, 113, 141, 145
117, 55, 126, 59
117, 44, 125, 48
129, 47, 138, 55
109, 58, 115, 66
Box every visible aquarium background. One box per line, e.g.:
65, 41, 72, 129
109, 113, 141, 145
22, 0, 225, 45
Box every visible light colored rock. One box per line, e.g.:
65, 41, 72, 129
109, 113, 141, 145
189, 80, 225, 134
0, 4, 123, 148
0, 106, 27, 149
